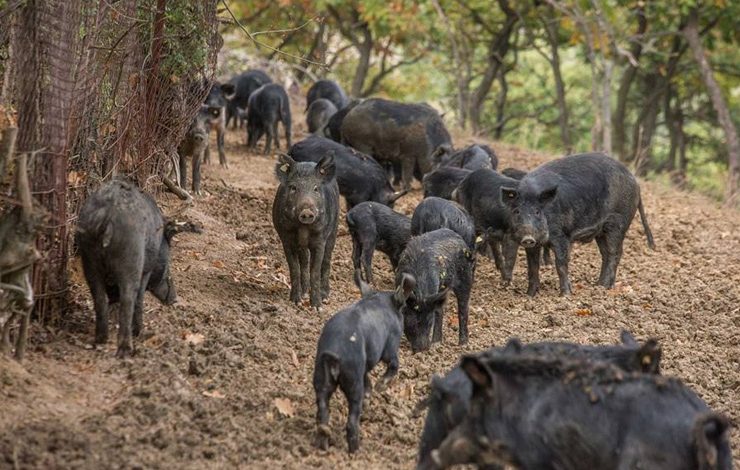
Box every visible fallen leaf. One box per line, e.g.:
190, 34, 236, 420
291, 351, 300, 368
212, 260, 225, 269
274, 397, 295, 417
203, 390, 225, 399
184, 332, 205, 345
575, 308, 592, 316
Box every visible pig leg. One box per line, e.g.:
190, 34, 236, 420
525, 246, 542, 297
116, 281, 137, 358
216, 124, 227, 167
282, 241, 302, 304
401, 158, 414, 191
179, 153, 188, 189
315, 380, 338, 450
192, 149, 202, 195
360, 239, 375, 286
455, 273, 472, 346
343, 384, 364, 453
489, 239, 503, 272
132, 272, 150, 338
283, 117, 292, 149
299, 248, 310, 299
263, 124, 273, 155
309, 242, 327, 309
272, 120, 280, 150
377, 343, 400, 392
85, 270, 110, 344
203, 142, 211, 164
542, 246, 552, 265
321, 233, 336, 302
432, 309, 443, 344
597, 229, 625, 289
551, 238, 573, 295
363, 372, 373, 398
500, 235, 518, 286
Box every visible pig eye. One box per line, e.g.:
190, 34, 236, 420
288, 184, 297, 193
535, 209, 541, 216
313, 185, 319, 193
513, 208, 520, 215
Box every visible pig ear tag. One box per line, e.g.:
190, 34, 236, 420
280, 163, 289, 173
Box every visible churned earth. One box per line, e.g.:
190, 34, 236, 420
1, 106, 738, 469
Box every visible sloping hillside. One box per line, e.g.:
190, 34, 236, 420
1, 108, 738, 469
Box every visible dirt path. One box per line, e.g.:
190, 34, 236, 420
1, 118, 738, 469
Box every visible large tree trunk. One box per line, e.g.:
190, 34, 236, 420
614, 6, 647, 161
683, 11, 740, 203
541, 11, 571, 152
351, 24, 372, 97
467, 0, 518, 134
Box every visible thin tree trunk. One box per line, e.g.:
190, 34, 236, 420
431, 0, 467, 129
683, 10, 740, 202
664, 86, 677, 173
602, 58, 613, 156
614, 6, 647, 161
468, 0, 518, 134
630, 72, 660, 175
541, 11, 571, 152
589, 57, 602, 151
351, 25, 372, 97
494, 69, 508, 139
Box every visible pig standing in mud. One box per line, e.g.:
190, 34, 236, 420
76, 180, 199, 358
501, 152, 655, 296
341, 98, 452, 190
272, 154, 339, 309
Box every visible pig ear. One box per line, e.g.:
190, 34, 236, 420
275, 153, 295, 183
430, 144, 452, 164
428, 286, 451, 307
502, 337, 523, 353
387, 189, 408, 204
693, 413, 731, 469
394, 273, 416, 305
636, 339, 661, 374
461, 355, 494, 389
316, 154, 336, 181
500, 186, 518, 207
620, 330, 638, 346
220, 82, 236, 98
539, 186, 557, 204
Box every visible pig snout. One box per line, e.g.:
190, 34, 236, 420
521, 235, 536, 247
298, 204, 319, 224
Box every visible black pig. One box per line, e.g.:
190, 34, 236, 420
178, 104, 210, 195
76, 180, 200, 358
288, 136, 406, 209
313, 270, 414, 454
306, 79, 348, 111
202, 81, 235, 167
225, 69, 272, 129
246, 83, 292, 154
430, 351, 731, 470
306, 98, 338, 134
416, 331, 662, 469
396, 228, 475, 352
422, 167, 471, 200
272, 154, 339, 309
411, 197, 476, 250
322, 99, 360, 142
346, 202, 412, 285
501, 152, 655, 296
341, 98, 452, 190
433, 144, 498, 171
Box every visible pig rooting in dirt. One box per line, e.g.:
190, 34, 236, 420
313, 270, 415, 454
272, 154, 339, 310
76, 179, 200, 358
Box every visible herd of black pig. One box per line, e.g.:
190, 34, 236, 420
73, 70, 733, 469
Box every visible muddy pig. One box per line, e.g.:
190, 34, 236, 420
433, 143, 498, 171
246, 83, 292, 155
346, 202, 411, 285
225, 69, 272, 129
178, 104, 210, 195
322, 99, 361, 142
422, 167, 471, 200
272, 154, 339, 309
288, 136, 406, 210
396, 228, 475, 352
313, 270, 415, 454
501, 152, 655, 296
430, 351, 731, 470
306, 98, 338, 134
416, 331, 662, 469
341, 98, 452, 190
306, 79, 348, 111
202, 81, 235, 167
76, 180, 200, 358
411, 197, 476, 251
453, 168, 521, 284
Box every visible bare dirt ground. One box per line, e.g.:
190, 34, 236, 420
1, 109, 738, 469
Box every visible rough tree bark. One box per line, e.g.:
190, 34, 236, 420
327, 5, 373, 98
467, 0, 518, 134
614, 5, 647, 161
683, 10, 739, 203
540, 10, 571, 152
431, 0, 468, 129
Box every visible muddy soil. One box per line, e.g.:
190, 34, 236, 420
1, 110, 738, 469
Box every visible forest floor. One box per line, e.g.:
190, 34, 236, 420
1, 106, 739, 469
